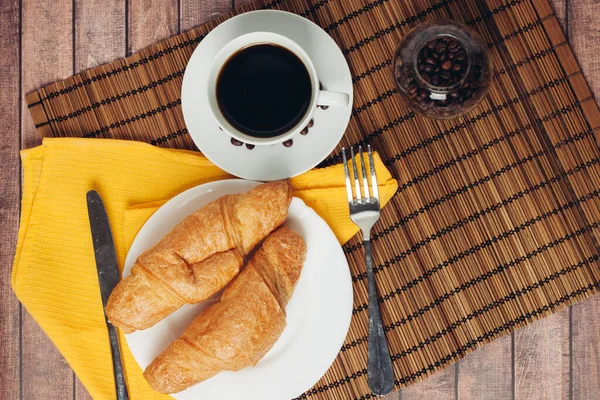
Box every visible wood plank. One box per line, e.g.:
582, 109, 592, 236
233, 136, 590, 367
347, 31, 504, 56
74, 0, 125, 72
401, 367, 455, 400
0, 0, 22, 399
549, 0, 567, 33
21, 0, 74, 398
514, 310, 570, 400
233, 0, 255, 8
457, 335, 513, 400
568, 1, 600, 95
180, 0, 232, 31
572, 295, 600, 400
128, 0, 178, 54
568, 2, 600, 399
73, 1, 126, 397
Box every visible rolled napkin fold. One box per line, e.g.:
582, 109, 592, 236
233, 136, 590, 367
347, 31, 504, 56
11, 138, 397, 400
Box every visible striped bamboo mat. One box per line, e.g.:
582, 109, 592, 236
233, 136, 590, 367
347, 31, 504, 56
26, 0, 600, 399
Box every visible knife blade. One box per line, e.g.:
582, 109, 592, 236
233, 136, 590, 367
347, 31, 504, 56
86, 190, 129, 400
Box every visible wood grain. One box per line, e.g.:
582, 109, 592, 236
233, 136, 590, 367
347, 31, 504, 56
550, 0, 567, 32
568, 1, 600, 95
234, 0, 255, 8
0, 1, 22, 399
567, 2, 600, 398
128, 0, 179, 53
20, 0, 74, 398
514, 310, 570, 400
457, 335, 513, 400
572, 295, 600, 400
181, 0, 232, 31
401, 367, 455, 400
74, 0, 125, 72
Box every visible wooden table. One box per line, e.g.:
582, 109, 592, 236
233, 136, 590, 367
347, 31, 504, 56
0, 0, 599, 399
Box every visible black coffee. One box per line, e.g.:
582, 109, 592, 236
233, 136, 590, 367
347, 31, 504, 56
216, 44, 312, 138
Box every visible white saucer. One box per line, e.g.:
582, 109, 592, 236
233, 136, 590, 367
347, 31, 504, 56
123, 180, 353, 400
181, 10, 353, 181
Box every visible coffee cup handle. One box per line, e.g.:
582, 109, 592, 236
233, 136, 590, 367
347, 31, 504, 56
317, 90, 350, 107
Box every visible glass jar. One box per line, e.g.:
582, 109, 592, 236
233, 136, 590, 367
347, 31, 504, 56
393, 19, 493, 120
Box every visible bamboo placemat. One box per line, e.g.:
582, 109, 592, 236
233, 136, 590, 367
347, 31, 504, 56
26, 0, 600, 398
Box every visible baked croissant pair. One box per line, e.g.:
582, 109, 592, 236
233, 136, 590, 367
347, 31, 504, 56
105, 180, 307, 394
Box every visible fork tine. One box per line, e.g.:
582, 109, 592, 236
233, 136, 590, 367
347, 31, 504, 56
359, 145, 370, 199
342, 148, 354, 204
350, 147, 362, 203
368, 145, 379, 201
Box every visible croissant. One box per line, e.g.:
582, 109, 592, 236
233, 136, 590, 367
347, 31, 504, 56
106, 180, 292, 333
143, 226, 306, 394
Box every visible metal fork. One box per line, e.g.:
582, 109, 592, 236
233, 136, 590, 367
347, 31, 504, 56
343, 145, 394, 396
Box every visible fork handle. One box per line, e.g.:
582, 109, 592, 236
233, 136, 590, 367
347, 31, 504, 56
364, 240, 395, 396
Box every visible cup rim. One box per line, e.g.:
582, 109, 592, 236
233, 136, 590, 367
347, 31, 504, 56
206, 31, 319, 146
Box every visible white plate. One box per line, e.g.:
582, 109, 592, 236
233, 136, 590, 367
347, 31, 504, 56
181, 10, 353, 181
124, 180, 353, 400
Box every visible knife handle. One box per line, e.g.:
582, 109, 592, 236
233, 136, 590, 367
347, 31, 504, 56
107, 321, 129, 400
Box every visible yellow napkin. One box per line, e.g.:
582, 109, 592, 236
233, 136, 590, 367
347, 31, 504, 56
12, 137, 397, 400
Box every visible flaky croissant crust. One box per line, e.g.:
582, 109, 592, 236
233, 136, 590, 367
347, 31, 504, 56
143, 226, 307, 394
106, 180, 292, 333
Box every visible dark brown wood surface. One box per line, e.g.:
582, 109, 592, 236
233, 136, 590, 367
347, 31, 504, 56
1, 0, 599, 399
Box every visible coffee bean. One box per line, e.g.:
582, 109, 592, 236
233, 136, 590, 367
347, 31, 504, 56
283, 139, 294, 147
308, 119, 314, 128
231, 138, 243, 146
408, 36, 483, 111
300, 127, 309, 135
245, 143, 255, 150
320, 105, 329, 110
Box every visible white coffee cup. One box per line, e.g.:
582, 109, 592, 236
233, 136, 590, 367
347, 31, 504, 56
206, 31, 350, 146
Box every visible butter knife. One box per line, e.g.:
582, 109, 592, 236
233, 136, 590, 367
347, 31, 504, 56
86, 190, 129, 400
